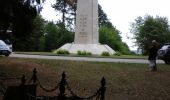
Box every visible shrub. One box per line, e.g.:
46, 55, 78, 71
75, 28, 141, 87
114, 51, 122, 56
77, 50, 92, 56
56, 49, 69, 54
86, 52, 92, 55
101, 51, 110, 56
81, 51, 87, 55
77, 50, 81, 55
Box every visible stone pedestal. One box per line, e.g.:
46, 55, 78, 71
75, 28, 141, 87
58, 0, 115, 55
59, 43, 115, 55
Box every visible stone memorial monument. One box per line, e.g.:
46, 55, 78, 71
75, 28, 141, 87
59, 0, 115, 55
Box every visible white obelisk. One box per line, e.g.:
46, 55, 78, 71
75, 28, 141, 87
59, 0, 115, 55
74, 0, 98, 44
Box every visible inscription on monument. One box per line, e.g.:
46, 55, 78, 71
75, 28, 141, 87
78, 14, 88, 38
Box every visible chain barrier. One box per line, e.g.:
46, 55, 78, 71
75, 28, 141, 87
0, 77, 20, 95
26, 68, 59, 93
0, 76, 20, 96
66, 81, 100, 100
1, 68, 106, 100
38, 79, 59, 92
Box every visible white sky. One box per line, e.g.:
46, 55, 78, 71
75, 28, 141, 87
41, 0, 170, 50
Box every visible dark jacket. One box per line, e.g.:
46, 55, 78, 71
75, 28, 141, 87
148, 45, 158, 60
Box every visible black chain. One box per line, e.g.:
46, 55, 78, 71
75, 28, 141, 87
0, 69, 106, 100
66, 81, 101, 100
38, 79, 59, 92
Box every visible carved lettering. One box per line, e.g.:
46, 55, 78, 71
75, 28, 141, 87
78, 14, 88, 38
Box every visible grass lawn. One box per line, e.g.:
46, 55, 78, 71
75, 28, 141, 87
14, 51, 147, 59
0, 57, 170, 100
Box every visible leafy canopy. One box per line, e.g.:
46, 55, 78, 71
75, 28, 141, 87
130, 15, 170, 54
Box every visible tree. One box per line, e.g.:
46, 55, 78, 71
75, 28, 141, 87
0, 0, 45, 50
99, 26, 130, 54
44, 22, 74, 51
98, 4, 112, 28
0, 0, 45, 31
52, 0, 76, 30
130, 15, 170, 54
28, 15, 45, 51
98, 5, 130, 54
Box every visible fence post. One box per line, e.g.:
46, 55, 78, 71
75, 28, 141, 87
32, 68, 37, 84
21, 74, 26, 85
100, 77, 106, 100
59, 71, 66, 100
20, 75, 26, 100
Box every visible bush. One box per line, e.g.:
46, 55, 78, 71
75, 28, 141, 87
81, 51, 87, 55
77, 50, 82, 55
77, 50, 92, 56
86, 52, 92, 55
114, 51, 122, 56
55, 49, 69, 54
101, 51, 110, 56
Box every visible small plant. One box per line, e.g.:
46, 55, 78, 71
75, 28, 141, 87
101, 51, 110, 56
86, 52, 92, 55
52, 50, 58, 54
77, 50, 82, 55
56, 49, 69, 54
114, 51, 122, 56
81, 51, 87, 55
77, 50, 92, 56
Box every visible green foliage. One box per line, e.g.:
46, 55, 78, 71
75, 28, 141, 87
86, 52, 92, 55
98, 5, 113, 28
77, 50, 92, 56
114, 51, 122, 56
77, 50, 81, 55
130, 15, 170, 54
54, 49, 69, 54
99, 26, 130, 54
52, 0, 76, 30
27, 15, 45, 51
44, 22, 74, 51
101, 51, 110, 56
11, 15, 45, 51
98, 5, 130, 55
0, 0, 45, 51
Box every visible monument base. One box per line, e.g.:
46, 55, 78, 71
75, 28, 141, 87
58, 43, 115, 55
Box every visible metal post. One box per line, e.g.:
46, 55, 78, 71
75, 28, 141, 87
20, 75, 26, 100
100, 77, 106, 100
21, 74, 26, 85
32, 68, 37, 84
59, 71, 66, 100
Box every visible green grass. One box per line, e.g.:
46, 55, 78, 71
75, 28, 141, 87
14, 51, 147, 59
0, 57, 169, 100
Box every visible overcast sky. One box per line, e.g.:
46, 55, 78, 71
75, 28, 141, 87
41, 0, 170, 50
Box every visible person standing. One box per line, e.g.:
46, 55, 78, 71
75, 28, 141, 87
148, 40, 159, 71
